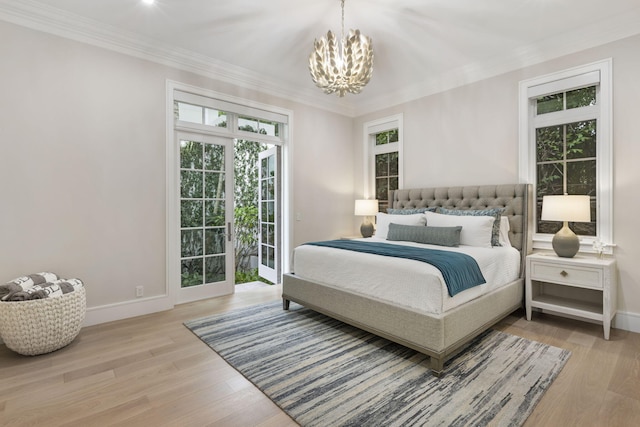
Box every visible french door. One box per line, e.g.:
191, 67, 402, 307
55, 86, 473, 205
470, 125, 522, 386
258, 146, 281, 284
177, 131, 234, 303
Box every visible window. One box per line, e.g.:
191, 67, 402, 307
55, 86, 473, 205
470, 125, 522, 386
173, 90, 287, 145
519, 59, 612, 253
363, 114, 403, 213
168, 83, 292, 302
238, 116, 280, 137
179, 138, 228, 287
176, 102, 227, 128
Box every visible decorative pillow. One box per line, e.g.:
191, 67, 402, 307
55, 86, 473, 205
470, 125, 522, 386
438, 207, 505, 246
374, 212, 426, 240
387, 207, 437, 215
387, 223, 462, 247
499, 216, 512, 247
425, 211, 494, 248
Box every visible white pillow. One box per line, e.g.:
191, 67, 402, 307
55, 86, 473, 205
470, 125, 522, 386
499, 216, 512, 247
425, 211, 494, 248
374, 213, 426, 239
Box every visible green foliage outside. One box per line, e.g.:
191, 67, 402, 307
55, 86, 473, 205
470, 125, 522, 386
235, 268, 259, 284
374, 129, 399, 212
234, 130, 273, 284
178, 116, 277, 286
375, 129, 398, 145
235, 268, 272, 285
181, 271, 202, 288
535, 86, 597, 236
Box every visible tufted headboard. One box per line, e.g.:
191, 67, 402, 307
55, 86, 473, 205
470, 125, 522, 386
389, 184, 533, 275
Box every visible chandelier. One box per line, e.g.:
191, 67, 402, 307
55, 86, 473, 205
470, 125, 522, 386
308, 0, 374, 97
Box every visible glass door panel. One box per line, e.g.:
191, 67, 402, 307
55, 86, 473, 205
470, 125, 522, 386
258, 146, 280, 284
177, 133, 233, 303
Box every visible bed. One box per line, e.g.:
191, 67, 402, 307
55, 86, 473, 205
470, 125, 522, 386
282, 184, 532, 376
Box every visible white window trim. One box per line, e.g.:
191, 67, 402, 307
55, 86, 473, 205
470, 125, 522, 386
518, 59, 613, 254
166, 80, 293, 304
174, 91, 286, 146
362, 114, 404, 201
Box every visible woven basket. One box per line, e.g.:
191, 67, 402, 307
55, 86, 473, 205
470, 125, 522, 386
0, 287, 86, 356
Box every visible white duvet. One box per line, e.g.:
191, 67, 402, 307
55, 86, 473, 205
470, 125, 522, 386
292, 237, 521, 315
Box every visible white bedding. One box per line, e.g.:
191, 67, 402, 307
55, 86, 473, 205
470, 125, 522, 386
292, 237, 521, 316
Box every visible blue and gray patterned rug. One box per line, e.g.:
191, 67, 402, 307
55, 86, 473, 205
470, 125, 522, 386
185, 301, 570, 427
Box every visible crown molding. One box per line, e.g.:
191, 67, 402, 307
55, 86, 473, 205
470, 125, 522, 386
0, 0, 356, 117
1, 0, 638, 118
352, 7, 640, 116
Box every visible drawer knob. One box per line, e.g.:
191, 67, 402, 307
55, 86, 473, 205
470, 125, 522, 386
560, 270, 568, 277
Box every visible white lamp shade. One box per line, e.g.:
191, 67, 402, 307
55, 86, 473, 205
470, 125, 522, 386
354, 199, 378, 216
541, 195, 591, 222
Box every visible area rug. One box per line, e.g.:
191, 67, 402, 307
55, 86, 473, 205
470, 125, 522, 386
185, 301, 570, 427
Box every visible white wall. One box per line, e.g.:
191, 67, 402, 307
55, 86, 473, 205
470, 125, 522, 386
2, 18, 638, 332
353, 33, 640, 330
0, 21, 354, 324
290, 107, 355, 245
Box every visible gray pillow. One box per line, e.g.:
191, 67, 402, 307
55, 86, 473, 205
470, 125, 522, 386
387, 207, 436, 215
387, 223, 462, 247
438, 207, 505, 246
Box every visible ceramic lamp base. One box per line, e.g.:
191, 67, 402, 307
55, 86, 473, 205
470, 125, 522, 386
552, 222, 580, 258
360, 220, 374, 238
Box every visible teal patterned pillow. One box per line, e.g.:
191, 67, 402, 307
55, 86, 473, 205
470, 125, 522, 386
387, 223, 462, 247
387, 207, 436, 215
438, 207, 505, 246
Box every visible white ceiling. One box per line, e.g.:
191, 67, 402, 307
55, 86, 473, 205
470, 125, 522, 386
2, 0, 640, 116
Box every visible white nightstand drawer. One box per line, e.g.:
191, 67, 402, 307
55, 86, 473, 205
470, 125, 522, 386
530, 262, 602, 289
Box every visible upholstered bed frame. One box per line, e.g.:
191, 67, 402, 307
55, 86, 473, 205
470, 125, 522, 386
282, 184, 532, 376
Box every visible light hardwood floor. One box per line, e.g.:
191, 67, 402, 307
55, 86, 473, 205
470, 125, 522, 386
1, 284, 639, 426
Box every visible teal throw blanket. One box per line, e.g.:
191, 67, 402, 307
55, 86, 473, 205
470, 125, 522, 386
305, 240, 486, 297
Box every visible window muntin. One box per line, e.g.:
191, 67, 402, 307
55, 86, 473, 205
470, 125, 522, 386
174, 96, 286, 285
175, 101, 283, 145
364, 115, 403, 213
536, 86, 596, 115
170, 84, 292, 303
374, 145, 399, 213
260, 154, 276, 269
239, 116, 279, 137
174, 91, 287, 146
205, 108, 227, 127
534, 84, 598, 237
375, 128, 398, 146
179, 139, 227, 287
535, 117, 597, 236
519, 60, 612, 254
176, 102, 227, 128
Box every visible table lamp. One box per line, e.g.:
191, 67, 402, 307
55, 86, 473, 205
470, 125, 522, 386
354, 199, 378, 237
541, 194, 591, 258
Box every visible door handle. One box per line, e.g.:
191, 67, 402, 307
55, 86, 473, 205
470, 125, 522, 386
227, 222, 232, 242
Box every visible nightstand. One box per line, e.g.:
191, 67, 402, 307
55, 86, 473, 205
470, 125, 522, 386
525, 253, 617, 339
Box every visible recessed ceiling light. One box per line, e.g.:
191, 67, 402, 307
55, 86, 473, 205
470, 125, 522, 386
142, 0, 155, 5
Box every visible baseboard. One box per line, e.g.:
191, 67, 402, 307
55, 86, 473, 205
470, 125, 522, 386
82, 294, 174, 327
0, 295, 173, 346
529, 308, 640, 335
0, 295, 173, 347
613, 310, 640, 334
2, 301, 638, 347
